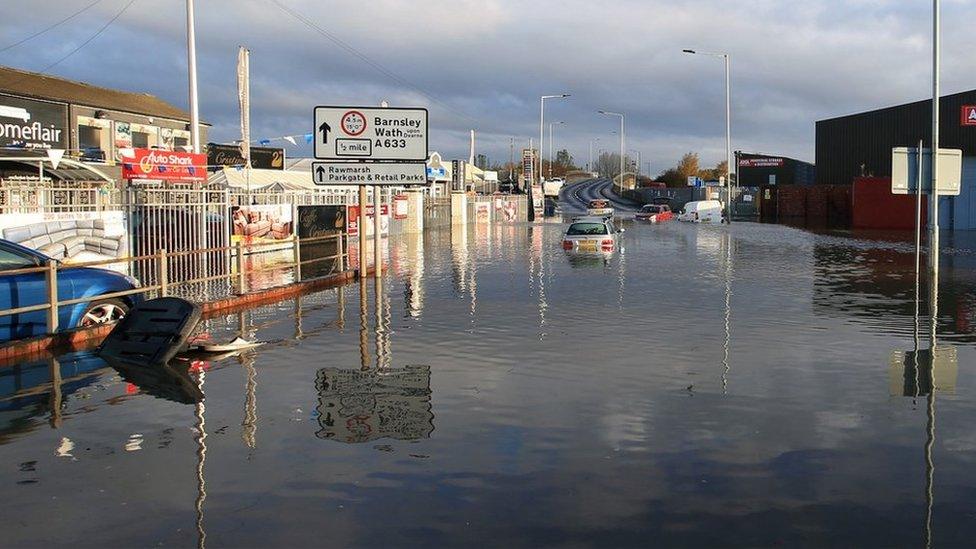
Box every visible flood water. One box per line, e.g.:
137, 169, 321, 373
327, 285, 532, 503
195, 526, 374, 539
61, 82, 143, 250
3, 218, 976, 547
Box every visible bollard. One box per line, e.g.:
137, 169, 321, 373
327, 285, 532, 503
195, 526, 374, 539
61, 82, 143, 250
236, 240, 246, 295
293, 236, 302, 281
46, 259, 58, 333
158, 248, 169, 297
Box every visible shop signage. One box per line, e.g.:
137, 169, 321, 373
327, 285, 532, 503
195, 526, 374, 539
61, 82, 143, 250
121, 148, 207, 182
0, 94, 68, 150
738, 157, 784, 168
207, 143, 285, 170
962, 105, 976, 127
314, 106, 428, 161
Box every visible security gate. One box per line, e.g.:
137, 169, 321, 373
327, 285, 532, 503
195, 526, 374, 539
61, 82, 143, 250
126, 185, 230, 299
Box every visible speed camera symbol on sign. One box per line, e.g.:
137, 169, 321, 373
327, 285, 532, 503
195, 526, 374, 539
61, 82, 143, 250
341, 111, 367, 136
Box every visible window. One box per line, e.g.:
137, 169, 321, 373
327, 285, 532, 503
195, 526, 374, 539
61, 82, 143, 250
0, 247, 37, 270
173, 136, 189, 150
566, 223, 608, 236
78, 125, 101, 149
132, 131, 150, 148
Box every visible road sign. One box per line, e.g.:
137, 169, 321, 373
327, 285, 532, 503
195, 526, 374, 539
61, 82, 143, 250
312, 162, 426, 186
314, 106, 428, 161
891, 147, 962, 196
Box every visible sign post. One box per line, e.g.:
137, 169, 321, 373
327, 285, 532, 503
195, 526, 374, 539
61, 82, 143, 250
313, 105, 429, 281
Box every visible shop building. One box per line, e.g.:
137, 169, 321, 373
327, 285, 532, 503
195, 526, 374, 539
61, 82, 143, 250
0, 65, 208, 183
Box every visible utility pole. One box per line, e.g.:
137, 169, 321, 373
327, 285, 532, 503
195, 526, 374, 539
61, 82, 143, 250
599, 111, 625, 193
186, 0, 200, 153
509, 136, 515, 184
683, 49, 732, 223
930, 0, 940, 280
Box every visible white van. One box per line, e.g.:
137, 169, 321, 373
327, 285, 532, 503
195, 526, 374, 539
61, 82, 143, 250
678, 200, 723, 223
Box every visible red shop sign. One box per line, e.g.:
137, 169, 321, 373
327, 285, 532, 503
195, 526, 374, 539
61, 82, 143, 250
122, 148, 207, 182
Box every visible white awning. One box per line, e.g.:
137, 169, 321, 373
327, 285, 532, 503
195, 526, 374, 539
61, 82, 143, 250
208, 166, 349, 193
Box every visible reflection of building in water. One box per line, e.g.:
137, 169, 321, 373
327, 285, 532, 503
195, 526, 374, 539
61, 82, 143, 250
315, 366, 433, 443
451, 224, 469, 294
889, 348, 957, 396
813, 242, 976, 342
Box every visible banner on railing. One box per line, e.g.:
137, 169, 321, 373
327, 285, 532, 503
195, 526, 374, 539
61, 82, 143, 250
394, 194, 408, 220
231, 204, 293, 245
0, 211, 129, 273
348, 204, 389, 237
297, 205, 345, 279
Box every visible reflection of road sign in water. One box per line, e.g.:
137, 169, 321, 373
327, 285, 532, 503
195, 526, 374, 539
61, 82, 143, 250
314, 366, 433, 443
314, 106, 427, 161
889, 347, 957, 396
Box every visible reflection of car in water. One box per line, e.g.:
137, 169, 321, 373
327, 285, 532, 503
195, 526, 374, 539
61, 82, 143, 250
561, 216, 621, 256
635, 204, 674, 223
586, 199, 613, 218
0, 239, 142, 341
0, 351, 108, 441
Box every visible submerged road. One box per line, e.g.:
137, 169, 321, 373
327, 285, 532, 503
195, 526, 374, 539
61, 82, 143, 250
558, 177, 642, 215
6, 218, 976, 546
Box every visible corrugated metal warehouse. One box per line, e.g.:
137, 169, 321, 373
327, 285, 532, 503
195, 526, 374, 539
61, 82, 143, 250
816, 89, 976, 229
736, 152, 815, 187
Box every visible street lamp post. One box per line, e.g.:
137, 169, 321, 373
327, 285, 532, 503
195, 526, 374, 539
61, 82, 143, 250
599, 110, 625, 193
683, 49, 732, 223
539, 94, 570, 184
536, 94, 570, 221
588, 137, 600, 173
630, 149, 642, 184
548, 121, 564, 179
186, 0, 201, 153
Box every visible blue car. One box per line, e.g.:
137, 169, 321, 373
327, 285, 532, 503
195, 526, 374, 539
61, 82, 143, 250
0, 239, 143, 342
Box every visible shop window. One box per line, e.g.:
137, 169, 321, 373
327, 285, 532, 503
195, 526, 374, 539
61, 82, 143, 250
79, 125, 101, 149
132, 131, 150, 149
77, 121, 108, 162
174, 136, 189, 150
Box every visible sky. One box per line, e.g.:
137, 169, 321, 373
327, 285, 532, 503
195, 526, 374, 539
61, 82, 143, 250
1, 0, 974, 173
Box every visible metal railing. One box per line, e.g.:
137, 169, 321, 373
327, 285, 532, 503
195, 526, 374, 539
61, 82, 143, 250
0, 232, 348, 337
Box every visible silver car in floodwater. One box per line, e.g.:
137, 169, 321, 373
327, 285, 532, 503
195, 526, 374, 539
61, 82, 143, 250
561, 216, 622, 255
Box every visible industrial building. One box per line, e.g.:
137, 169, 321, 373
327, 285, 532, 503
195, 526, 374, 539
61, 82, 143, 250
736, 152, 815, 187
816, 89, 976, 229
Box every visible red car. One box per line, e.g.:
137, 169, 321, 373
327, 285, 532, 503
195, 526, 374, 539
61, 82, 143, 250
634, 204, 674, 223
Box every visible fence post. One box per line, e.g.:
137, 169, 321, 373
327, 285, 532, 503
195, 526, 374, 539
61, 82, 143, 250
236, 240, 246, 295
46, 260, 58, 334
157, 248, 169, 297
293, 236, 302, 282
336, 230, 345, 272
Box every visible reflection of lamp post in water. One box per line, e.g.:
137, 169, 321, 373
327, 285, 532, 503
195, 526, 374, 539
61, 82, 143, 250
194, 370, 207, 549
722, 233, 733, 394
